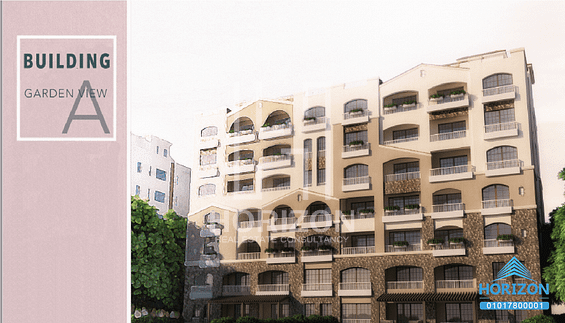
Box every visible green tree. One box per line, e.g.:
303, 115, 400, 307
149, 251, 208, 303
131, 196, 187, 310
543, 168, 565, 302
521, 314, 556, 323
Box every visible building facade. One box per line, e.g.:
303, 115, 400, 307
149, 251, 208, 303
184, 48, 544, 323
131, 133, 191, 216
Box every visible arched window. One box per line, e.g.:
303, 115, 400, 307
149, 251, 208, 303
344, 164, 368, 178
484, 223, 511, 240
201, 126, 218, 137
341, 268, 370, 283
264, 110, 291, 127
482, 184, 509, 201
271, 205, 295, 219
483, 73, 513, 89
198, 184, 216, 197
344, 99, 367, 113
303, 234, 332, 250
238, 240, 261, 253
443, 264, 473, 280
487, 146, 518, 163
229, 117, 254, 133
204, 211, 220, 223
305, 106, 325, 119
317, 137, 326, 185
304, 139, 312, 187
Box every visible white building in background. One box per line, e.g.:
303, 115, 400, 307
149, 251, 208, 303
131, 133, 191, 216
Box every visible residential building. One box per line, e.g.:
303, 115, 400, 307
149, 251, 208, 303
131, 133, 191, 216
184, 48, 544, 323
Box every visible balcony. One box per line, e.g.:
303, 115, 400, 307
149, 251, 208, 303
342, 143, 370, 159
430, 130, 466, 142
484, 121, 519, 140
342, 176, 371, 192
301, 215, 333, 229
483, 239, 515, 255
427, 94, 469, 113
226, 130, 256, 146
383, 103, 418, 115
302, 117, 327, 132
431, 241, 466, 257
482, 199, 513, 215
238, 220, 262, 229
343, 110, 369, 126
258, 154, 292, 170
387, 281, 423, 292
190, 285, 213, 300
385, 171, 420, 183
256, 284, 290, 296
267, 217, 297, 231
429, 165, 474, 183
482, 85, 516, 103
237, 252, 261, 260
266, 251, 297, 264
222, 285, 251, 296
382, 207, 423, 223
485, 159, 522, 177
301, 249, 333, 263
385, 243, 421, 253
431, 203, 465, 219
259, 123, 293, 140
301, 283, 333, 297
226, 159, 256, 175
436, 279, 475, 291
383, 136, 418, 145
199, 137, 219, 149
341, 213, 375, 233
199, 166, 219, 179
341, 246, 375, 255
338, 282, 371, 297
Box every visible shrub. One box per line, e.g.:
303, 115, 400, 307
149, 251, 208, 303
450, 89, 466, 95
393, 241, 409, 247
211, 318, 236, 323
522, 315, 556, 323
384, 205, 400, 211
449, 237, 465, 244
229, 129, 235, 133
321, 316, 339, 323
264, 248, 277, 253
384, 104, 396, 108
427, 238, 444, 245
262, 123, 270, 127
236, 316, 261, 323
360, 208, 374, 214
349, 108, 363, 113
402, 100, 417, 105
301, 246, 312, 251
348, 140, 363, 146
497, 234, 514, 241
341, 210, 351, 215
304, 117, 316, 121
430, 93, 444, 99
404, 204, 420, 210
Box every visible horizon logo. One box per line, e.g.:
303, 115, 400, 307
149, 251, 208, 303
479, 257, 548, 296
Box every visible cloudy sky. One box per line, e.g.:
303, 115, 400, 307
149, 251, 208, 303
130, 1, 565, 220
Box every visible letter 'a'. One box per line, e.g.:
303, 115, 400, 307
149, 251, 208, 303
62, 80, 110, 134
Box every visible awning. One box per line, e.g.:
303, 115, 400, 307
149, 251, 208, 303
376, 292, 478, 302
209, 295, 289, 304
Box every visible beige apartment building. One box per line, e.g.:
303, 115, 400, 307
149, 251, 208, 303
183, 48, 545, 323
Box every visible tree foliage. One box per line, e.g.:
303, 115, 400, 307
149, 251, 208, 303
131, 196, 187, 310
521, 314, 556, 323
543, 167, 565, 302
211, 316, 339, 323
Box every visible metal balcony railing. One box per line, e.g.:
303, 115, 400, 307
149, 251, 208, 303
430, 241, 465, 250
436, 279, 474, 289
272, 217, 296, 225
257, 284, 289, 293
303, 116, 326, 126
341, 212, 375, 220
385, 171, 420, 182
228, 129, 254, 137
429, 93, 467, 105
483, 239, 514, 248
385, 243, 421, 253
341, 246, 375, 255
486, 159, 521, 170
384, 207, 421, 217
383, 103, 418, 115
430, 165, 473, 176
302, 249, 332, 257
222, 285, 250, 295
387, 281, 423, 289
237, 252, 261, 260
267, 251, 295, 259
343, 109, 369, 120
432, 203, 464, 213
483, 84, 515, 96
339, 282, 371, 291
260, 154, 292, 164
260, 123, 292, 132
302, 283, 332, 291
343, 175, 370, 186
383, 136, 418, 145
343, 142, 370, 152
238, 220, 262, 229
430, 130, 466, 142
262, 185, 291, 192
485, 121, 518, 133
227, 159, 254, 167
482, 199, 512, 209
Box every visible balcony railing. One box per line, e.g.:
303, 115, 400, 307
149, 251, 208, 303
262, 185, 291, 192
341, 246, 375, 255
238, 220, 262, 229
227, 159, 255, 167
260, 154, 291, 164
385, 171, 420, 182
431, 242, 465, 251
343, 110, 369, 120
436, 279, 474, 289
482, 199, 513, 209
257, 284, 289, 293
267, 251, 295, 259
302, 283, 332, 291
483, 84, 515, 97
222, 285, 250, 295
387, 281, 423, 290
303, 116, 326, 126
343, 175, 370, 186
430, 94, 466, 105
432, 203, 464, 213
303, 214, 332, 223
237, 252, 261, 260
430, 165, 472, 176
343, 142, 370, 152
483, 239, 515, 248
430, 130, 466, 142
341, 212, 375, 220
384, 207, 421, 217
485, 121, 518, 133
229, 129, 254, 137
383, 136, 418, 145
339, 282, 371, 291
272, 217, 296, 225
487, 159, 521, 170
385, 243, 421, 253
260, 123, 292, 132
302, 249, 332, 257
383, 103, 418, 115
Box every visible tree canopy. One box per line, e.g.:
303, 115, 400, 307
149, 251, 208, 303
131, 196, 187, 310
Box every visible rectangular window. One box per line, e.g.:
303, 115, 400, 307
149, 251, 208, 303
439, 156, 468, 168
271, 304, 278, 319
446, 303, 473, 322
154, 191, 165, 203
227, 179, 254, 193
200, 148, 217, 166
435, 229, 463, 243
164, 149, 168, 157
433, 193, 462, 205
388, 195, 420, 209
393, 128, 418, 140
393, 162, 419, 174
389, 230, 421, 246
321, 304, 331, 316
351, 234, 375, 248
437, 87, 464, 98
317, 137, 326, 185
304, 139, 312, 187
135, 185, 140, 196
351, 201, 374, 215
342, 304, 370, 321
485, 108, 515, 125
136, 162, 142, 173
392, 95, 417, 106
305, 269, 331, 284
149, 166, 152, 176
344, 130, 368, 145
305, 304, 316, 316
147, 189, 150, 200
280, 304, 289, 318
156, 146, 159, 154
438, 121, 466, 133
156, 169, 166, 181
397, 303, 423, 321
273, 177, 290, 188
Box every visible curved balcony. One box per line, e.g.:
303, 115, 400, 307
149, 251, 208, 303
259, 123, 293, 140
343, 110, 369, 126
481, 199, 513, 215
485, 159, 522, 177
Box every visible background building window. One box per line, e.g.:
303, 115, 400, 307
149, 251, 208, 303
135, 185, 140, 196
200, 148, 217, 166
156, 169, 166, 181
136, 162, 142, 173
317, 137, 326, 185
164, 149, 168, 157
154, 191, 165, 203
304, 139, 312, 187
198, 184, 216, 197
156, 146, 159, 154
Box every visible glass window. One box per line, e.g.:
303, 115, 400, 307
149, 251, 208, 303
438, 121, 466, 133
341, 268, 370, 283
321, 303, 332, 316
147, 189, 150, 200
305, 304, 316, 316
397, 303, 423, 322
305, 106, 325, 119
444, 265, 473, 280
304, 139, 312, 187
344, 164, 368, 178
439, 156, 468, 168
393, 162, 419, 174
446, 303, 473, 322
482, 185, 510, 200
156, 169, 166, 181
396, 267, 423, 282
485, 107, 515, 125
393, 128, 418, 140
388, 195, 420, 209
156, 146, 159, 154
164, 149, 168, 157
344, 130, 368, 145
483, 73, 513, 89
305, 269, 331, 284
136, 162, 142, 173
485, 223, 512, 240
392, 95, 417, 106
228, 179, 254, 193
154, 191, 165, 203
198, 184, 216, 197
351, 201, 374, 215
389, 231, 421, 246
317, 137, 326, 185
435, 229, 463, 243
135, 185, 140, 196
273, 177, 290, 188
342, 303, 371, 321
280, 304, 290, 318
437, 87, 464, 98
344, 99, 367, 113
433, 193, 462, 205
487, 146, 518, 162
201, 126, 218, 137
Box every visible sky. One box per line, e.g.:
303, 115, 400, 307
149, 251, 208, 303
130, 1, 565, 220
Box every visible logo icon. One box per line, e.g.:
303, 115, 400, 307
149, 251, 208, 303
492, 256, 535, 282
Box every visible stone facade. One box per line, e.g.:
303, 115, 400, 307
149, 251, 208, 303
384, 178, 421, 195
